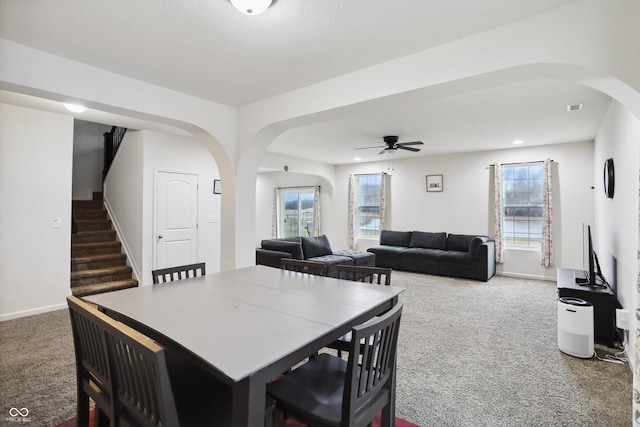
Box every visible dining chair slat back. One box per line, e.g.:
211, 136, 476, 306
104, 311, 181, 427
336, 265, 392, 286
267, 302, 403, 427
68, 296, 116, 427
152, 262, 206, 284
280, 259, 327, 276
68, 296, 181, 427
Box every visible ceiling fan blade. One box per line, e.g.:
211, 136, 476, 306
398, 146, 421, 152
379, 148, 389, 155
356, 145, 385, 150
397, 141, 423, 146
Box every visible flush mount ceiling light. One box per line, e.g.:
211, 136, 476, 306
229, 0, 273, 15
63, 103, 87, 113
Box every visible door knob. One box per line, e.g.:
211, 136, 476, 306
158, 235, 164, 239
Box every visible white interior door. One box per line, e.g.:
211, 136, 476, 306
155, 171, 198, 269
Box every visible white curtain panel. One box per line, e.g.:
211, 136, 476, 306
380, 173, 387, 231
635, 162, 640, 426
272, 187, 279, 238
493, 163, 504, 264
348, 174, 357, 249
541, 159, 554, 267
313, 185, 321, 236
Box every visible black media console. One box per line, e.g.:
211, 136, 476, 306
557, 268, 620, 347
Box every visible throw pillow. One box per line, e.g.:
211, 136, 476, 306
410, 231, 446, 249
446, 234, 475, 252
301, 235, 333, 259
380, 230, 412, 247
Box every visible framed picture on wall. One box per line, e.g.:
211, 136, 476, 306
213, 179, 221, 194
426, 174, 443, 192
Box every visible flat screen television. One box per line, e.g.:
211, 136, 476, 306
575, 224, 604, 287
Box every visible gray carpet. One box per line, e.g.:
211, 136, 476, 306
0, 272, 632, 426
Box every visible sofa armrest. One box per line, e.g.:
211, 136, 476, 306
256, 248, 292, 268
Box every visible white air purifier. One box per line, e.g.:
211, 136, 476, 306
557, 297, 594, 358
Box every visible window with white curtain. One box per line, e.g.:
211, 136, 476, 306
502, 162, 544, 248
278, 187, 315, 238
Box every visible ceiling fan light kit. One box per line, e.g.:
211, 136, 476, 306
229, 0, 273, 15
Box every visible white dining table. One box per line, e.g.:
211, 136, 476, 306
84, 264, 404, 427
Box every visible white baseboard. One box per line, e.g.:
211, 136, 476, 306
497, 271, 556, 282
0, 302, 68, 322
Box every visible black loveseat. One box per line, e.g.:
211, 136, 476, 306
256, 235, 375, 278
367, 230, 495, 281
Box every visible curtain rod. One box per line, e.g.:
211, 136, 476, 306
487, 160, 554, 168
277, 185, 320, 190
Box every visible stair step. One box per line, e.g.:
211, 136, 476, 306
72, 200, 104, 210
71, 279, 138, 298
71, 266, 133, 287
73, 209, 107, 220
72, 230, 117, 245
72, 253, 128, 271
74, 219, 112, 232
72, 241, 122, 257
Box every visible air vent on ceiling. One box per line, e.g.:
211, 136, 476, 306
567, 103, 583, 112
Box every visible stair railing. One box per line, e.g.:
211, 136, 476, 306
103, 126, 127, 180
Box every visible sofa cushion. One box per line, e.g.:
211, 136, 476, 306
410, 231, 446, 249
332, 250, 376, 267
446, 234, 475, 252
400, 248, 442, 274
379, 230, 412, 247
307, 254, 353, 277
261, 238, 303, 260
302, 235, 333, 259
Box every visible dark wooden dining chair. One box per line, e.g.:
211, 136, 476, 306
336, 265, 392, 285
152, 262, 206, 284
280, 259, 327, 276
267, 303, 404, 427
67, 296, 115, 427
67, 296, 236, 427
331, 265, 393, 357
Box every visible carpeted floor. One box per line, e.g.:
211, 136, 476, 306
0, 272, 632, 426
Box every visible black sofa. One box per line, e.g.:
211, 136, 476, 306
367, 230, 496, 281
256, 235, 375, 278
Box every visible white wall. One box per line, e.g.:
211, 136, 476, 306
594, 100, 640, 363
0, 103, 74, 320
324, 141, 594, 280
105, 130, 221, 287
72, 120, 111, 200
103, 130, 146, 281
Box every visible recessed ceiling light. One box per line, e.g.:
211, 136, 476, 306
567, 103, 583, 112
63, 103, 87, 113
512, 139, 524, 145
354, 157, 362, 162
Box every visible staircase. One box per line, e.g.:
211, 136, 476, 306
71, 199, 138, 297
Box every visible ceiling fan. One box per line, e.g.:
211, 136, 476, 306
357, 135, 424, 155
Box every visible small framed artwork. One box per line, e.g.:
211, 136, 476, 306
426, 174, 443, 192
213, 179, 221, 194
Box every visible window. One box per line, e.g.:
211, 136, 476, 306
355, 174, 382, 238
279, 187, 315, 238
502, 162, 544, 248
